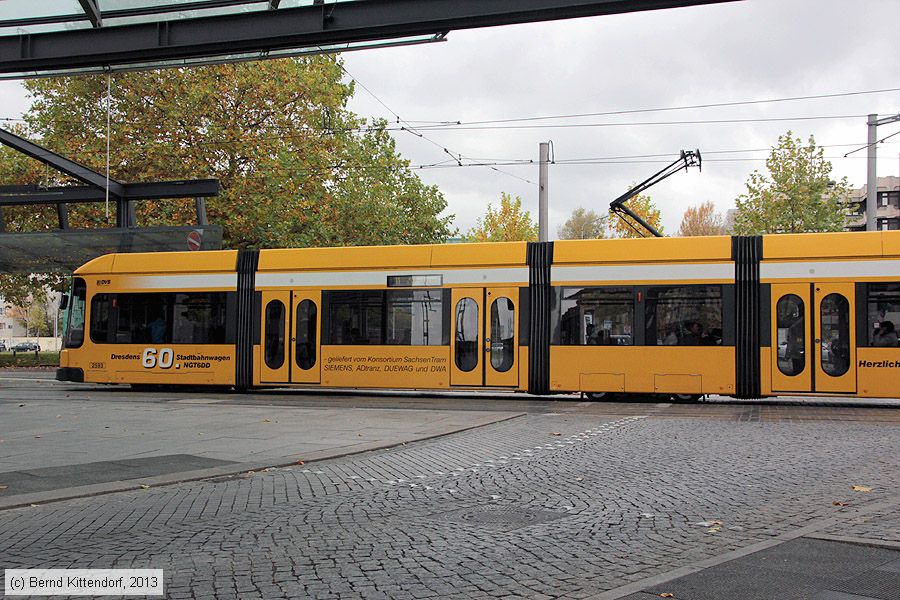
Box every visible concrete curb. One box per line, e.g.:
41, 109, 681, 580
0, 412, 525, 511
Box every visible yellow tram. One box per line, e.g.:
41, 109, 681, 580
57, 231, 900, 399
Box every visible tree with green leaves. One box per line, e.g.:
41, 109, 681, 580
464, 192, 538, 242
678, 201, 725, 236
608, 193, 663, 238
733, 131, 850, 235
558, 207, 606, 240
0, 56, 454, 299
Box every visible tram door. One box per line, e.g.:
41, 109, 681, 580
260, 291, 291, 383
290, 291, 321, 384
450, 287, 519, 388
770, 283, 856, 394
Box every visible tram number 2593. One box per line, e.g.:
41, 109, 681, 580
142, 347, 175, 369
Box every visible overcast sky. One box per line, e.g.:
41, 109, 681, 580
2, 0, 900, 237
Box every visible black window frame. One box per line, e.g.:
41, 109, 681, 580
322, 289, 450, 346
264, 299, 286, 369
87, 292, 235, 345
551, 286, 635, 346
643, 284, 729, 347
64, 277, 87, 349
863, 282, 900, 348
295, 299, 318, 370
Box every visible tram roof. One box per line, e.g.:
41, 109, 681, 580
72, 231, 900, 276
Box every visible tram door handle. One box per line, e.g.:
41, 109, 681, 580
484, 337, 491, 352
814, 338, 821, 344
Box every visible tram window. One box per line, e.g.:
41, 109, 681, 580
86, 292, 229, 344
325, 291, 384, 345
490, 297, 515, 372
820, 294, 850, 377
295, 300, 317, 370
455, 298, 479, 372
776, 294, 806, 376
551, 287, 633, 346
645, 285, 723, 346
64, 278, 87, 348
867, 283, 900, 347
264, 300, 286, 369
385, 290, 445, 346
90, 294, 112, 344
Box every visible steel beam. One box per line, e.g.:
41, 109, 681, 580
0, 128, 125, 196
78, 0, 103, 28
0, 0, 739, 74
0, 180, 219, 206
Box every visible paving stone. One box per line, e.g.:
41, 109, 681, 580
2, 412, 900, 598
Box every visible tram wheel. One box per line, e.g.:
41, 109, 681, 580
672, 393, 702, 403
586, 392, 610, 401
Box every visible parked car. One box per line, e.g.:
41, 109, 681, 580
0, 342, 6, 352
10, 342, 40, 352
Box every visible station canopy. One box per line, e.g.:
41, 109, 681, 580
0, 0, 736, 79
0, 225, 223, 273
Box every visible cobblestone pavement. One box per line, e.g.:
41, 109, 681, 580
2, 406, 900, 599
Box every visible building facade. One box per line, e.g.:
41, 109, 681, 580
0, 298, 27, 343
845, 175, 900, 231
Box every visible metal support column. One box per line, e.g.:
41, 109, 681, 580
539, 142, 549, 242
195, 197, 209, 226
57, 203, 69, 229
867, 114, 878, 232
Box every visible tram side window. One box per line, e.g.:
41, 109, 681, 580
90, 294, 112, 344
645, 285, 723, 346
455, 297, 479, 372
88, 292, 230, 344
325, 291, 385, 345
385, 290, 446, 346
551, 287, 633, 346
295, 300, 317, 370
64, 278, 87, 348
264, 300, 286, 369
867, 283, 900, 347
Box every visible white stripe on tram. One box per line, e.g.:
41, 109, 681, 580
129, 274, 238, 289
761, 259, 900, 280
551, 263, 734, 283
255, 267, 529, 288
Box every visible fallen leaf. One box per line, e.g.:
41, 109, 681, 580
262, 418, 271, 423
295, 460, 305, 465
852, 485, 873, 493
33, 435, 41, 439
694, 520, 722, 527
29, 504, 39, 507
660, 594, 674, 598
832, 501, 849, 507
707, 526, 721, 533
0, 485, 7, 490
575, 477, 584, 482
18, 403, 25, 407
551, 432, 562, 436
139, 484, 150, 489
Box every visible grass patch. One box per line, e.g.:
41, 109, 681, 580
0, 351, 60, 368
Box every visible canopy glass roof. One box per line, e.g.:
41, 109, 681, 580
0, 1, 347, 35
0, 0, 444, 79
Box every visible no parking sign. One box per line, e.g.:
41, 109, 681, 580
187, 230, 202, 251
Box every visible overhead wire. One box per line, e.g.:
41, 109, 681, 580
408, 85, 900, 127
336, 62, 537, 186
